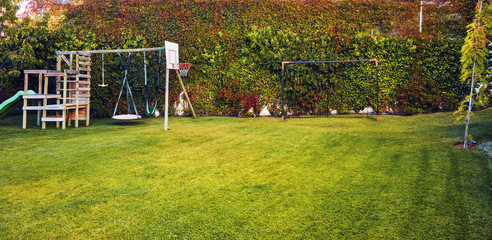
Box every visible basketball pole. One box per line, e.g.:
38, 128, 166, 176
164, 68, 169, 130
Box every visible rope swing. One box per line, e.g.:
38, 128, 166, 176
112, 50, 141, 120
99, 51, 108, 87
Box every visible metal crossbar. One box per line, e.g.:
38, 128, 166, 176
57, 47, 165, 55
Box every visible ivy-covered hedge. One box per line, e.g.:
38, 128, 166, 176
0, 0, 468, 117
186, 27, 465, 116
64, 0, 469, 116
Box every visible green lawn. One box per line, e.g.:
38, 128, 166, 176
1, 109, 491, 239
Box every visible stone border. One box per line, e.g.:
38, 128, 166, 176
477, 141, 492, 158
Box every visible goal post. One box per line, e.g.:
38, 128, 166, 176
281, 59, 379, 121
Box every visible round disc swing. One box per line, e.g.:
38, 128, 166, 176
112, 50, 141, 120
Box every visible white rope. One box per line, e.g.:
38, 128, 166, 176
144, 50, 147, 86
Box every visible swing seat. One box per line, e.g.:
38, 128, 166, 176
112, 114, 141, 120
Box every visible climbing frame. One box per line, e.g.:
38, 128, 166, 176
21, 51, 92, 129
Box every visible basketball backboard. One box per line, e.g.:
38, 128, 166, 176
165, 41, 179, 69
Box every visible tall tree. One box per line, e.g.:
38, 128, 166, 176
456, 0, 492, 148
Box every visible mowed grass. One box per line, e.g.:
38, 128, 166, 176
0, 109, 491, 239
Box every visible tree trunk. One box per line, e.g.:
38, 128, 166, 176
463, 0, 483, 149
463, 60, 476, 149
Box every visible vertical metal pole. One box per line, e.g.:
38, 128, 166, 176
376, 65, 380, 122
281, 67, 285, 121
164, 68, 169, 130
326, 64, 330, 117
419, 1, 423, 32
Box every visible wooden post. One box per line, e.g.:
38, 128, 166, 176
42, 74, 49, 129
175, 69, 197, 119
37, 72, 42, 126
75, 54, 80, 128
86, 60, 90, 126
69, 54, 73, 70
22, 73, 28, 129
86, 88, 90, 126
62, 71, 67, 130
56, 54, 62, 128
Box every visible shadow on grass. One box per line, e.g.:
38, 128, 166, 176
107, 120, 145, 126
286, 113, 379, 121
428, 121, 492, 143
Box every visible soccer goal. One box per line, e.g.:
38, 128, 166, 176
281, 59, 379, 121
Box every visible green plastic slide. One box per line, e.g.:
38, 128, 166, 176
0, 90, 36, 118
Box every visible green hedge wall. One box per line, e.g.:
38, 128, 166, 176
0, 0, 468, 117
0, 25, 466, 117
184, 27, 466, 116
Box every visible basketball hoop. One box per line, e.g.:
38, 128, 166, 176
172, 63, 192, 77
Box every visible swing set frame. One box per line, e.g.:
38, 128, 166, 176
57, 42, 196, 130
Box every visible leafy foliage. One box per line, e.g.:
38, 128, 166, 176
457, 0, 492, 117
454, 0, 492, 147
0, 17, 56, 99
0, 0, 476, 117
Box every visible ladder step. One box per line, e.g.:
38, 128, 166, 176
78, 67, 91, 71
65, 105, 88, 109
23, 94, 61, 99
65, 70, 80, 75
24, 104, 64, 111
79, 56, 91, 61
56, 89, 90, 92
44, 71, 65, 77
77, 51, 91, 57
66, 97, 90, 101
57, 89, 78, 91
42, 117, 65, 122
69, 115, 87, 120
57, 80, 77, 83
56, 80, 91, 84
44, 104, 65, 110
79, 87, 91, 91
24, 70, 48, 74
78, 61, 91, 66
23, 106, 47, 111
66, 97, 89, 100
78, 74, 91, 79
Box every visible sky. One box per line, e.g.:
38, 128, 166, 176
16, 0, 29, 17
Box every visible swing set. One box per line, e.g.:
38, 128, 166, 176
61, 41, 195, 130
